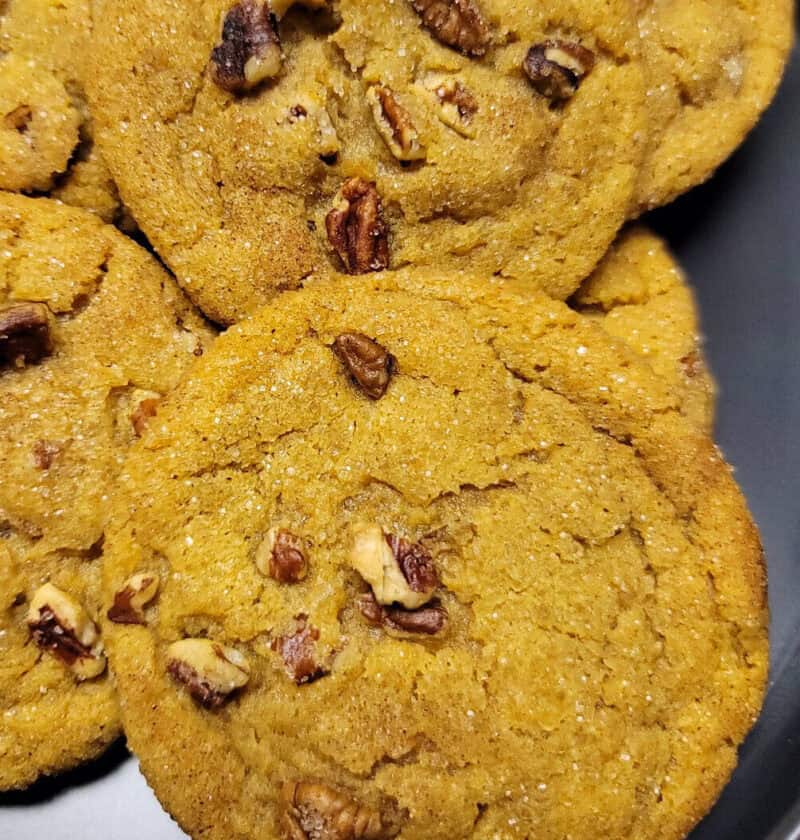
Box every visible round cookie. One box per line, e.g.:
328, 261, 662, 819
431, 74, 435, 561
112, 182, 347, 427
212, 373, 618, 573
86, 0, 648, 323
633, 0, 794, 211
572, 226, 715, 432
0, 0, 125, 223
102, 277, 766, 839
0, 193, 214, 790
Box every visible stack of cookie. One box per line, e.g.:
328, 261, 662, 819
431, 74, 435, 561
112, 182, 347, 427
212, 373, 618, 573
0, 1, 793, 838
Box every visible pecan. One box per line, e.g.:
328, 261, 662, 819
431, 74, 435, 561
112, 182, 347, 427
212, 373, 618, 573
350, 524, 437, 608
332, 333, 395, 400
131, 395, 161, 436
411, 0, 491, 57
32, 439, 60, 470
27, 583, 107, 680
272, 615, 327, 684
523, 41, 595, 102
282, 781, 396, 840
210, 0, 282, 93
325, 178, 389, 274
107, 572, 160, 625
0, 302, 54, 369
255, 527, 308, 583
423, 75, 478, 137
367, 86, 426, 162
166, 638, 250, 709
357, 592, 448, 636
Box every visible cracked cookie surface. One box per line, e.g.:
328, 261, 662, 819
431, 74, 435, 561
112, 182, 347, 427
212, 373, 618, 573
86, 0, 647, 323
0, 0, 126, 224
0, 194, 215, 790
103, 275, 765, 839
633, 0, 793, 211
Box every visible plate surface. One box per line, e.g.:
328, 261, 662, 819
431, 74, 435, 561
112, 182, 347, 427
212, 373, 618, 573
1, 37, 798, 840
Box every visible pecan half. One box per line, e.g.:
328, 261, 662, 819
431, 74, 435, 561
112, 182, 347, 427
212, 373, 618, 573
332, 333, 395, 400
325, 178, 389, 274
411, 0, 491, 57
523, 41, 595, 102
357, 592, 448, 636
210, 0, 282, 93
282, 781, 396, 840
0, 302, 54, 369
32, 439, 60, 470
367, 86, 426, 162
272, 615, 327, 685
166, 638, 250, 709
107, 572, 160, 625
27, 583, 107, 680
423, 74, 478, 137
255, 527, 308, 583
350, 524, 437, 609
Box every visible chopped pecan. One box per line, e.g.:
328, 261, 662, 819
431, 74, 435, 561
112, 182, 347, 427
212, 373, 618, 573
32, 439, 60, 470
210, 0, 282, 93
332, 333, 395, 400
166, 638, 250, 709
107, 572, 160, 625
325, 178, 389, 274
523, 41, 595, 102
357, 592, 448, 635
0, 302, 54, 369
350, 524, 437, 608
411, 0, 491, 56
131, 395, 161, 436
255, 527, 308, 583
27, 583, 107, 680
367, 86, 426, 162
282, 780, 396, 839
423, 74, 478, 137
272, 615, 327, 684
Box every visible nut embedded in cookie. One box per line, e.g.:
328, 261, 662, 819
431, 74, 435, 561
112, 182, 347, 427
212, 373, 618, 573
27, 583, 107, 681
332, 333, 395, 400
166, 638, 251, 709
367, 86, 426, 162
325, 179, 390, 275
0, 301, 54, 369
410, 0, 491, 57
107, 573, 160, 625
272, 615, 328, 685
255, 527, 308, 583
421, 74, 478, 137
523, 41, 596, 102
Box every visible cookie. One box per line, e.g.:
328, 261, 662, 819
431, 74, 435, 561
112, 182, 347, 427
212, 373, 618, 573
572, 226, 715, 432
0, 194, 214, 790
0, 0, 125, 224
86, 0, 648, 323
633, 0, 793, 211
102, 277, 766, 839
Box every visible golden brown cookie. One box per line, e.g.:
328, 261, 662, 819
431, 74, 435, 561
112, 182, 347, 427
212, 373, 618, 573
87, 0, 648, 323
0, 193, 214, 790
102, 276, 766, 839
633, 0, 794, 211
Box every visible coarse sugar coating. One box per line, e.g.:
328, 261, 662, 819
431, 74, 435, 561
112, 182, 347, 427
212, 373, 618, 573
102, 275, 766, 839
0, 194, 215, 790
633, 0, 794, 211
86, 0, 648, 323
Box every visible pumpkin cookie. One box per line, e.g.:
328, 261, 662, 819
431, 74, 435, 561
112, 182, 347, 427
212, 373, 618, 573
634, 0, 793, 211
86, 0, 648, 323
102, 277, 765, 839
0, 194, 214, 790
0, 0, 125, 224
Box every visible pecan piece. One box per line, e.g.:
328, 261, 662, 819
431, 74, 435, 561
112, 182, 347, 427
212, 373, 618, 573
357, 592, 448, 636
332, 333, 395, 400
107, 572, 160, 625
210, 0, 282, 93
166, 638, 250, 709
411, 0, 491, 57
325, 178, 389, 274
523, 41, 595, 102
255, 527, 308, 583
272, 615, 327, 685
0, 302, 54, 369
27, 583, 107, 680
422, 74, 478, 137
282, 780, 396, 839
367, 86, 426, 162
350, 524, 437, 609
